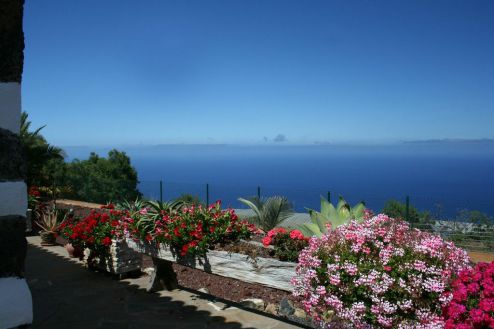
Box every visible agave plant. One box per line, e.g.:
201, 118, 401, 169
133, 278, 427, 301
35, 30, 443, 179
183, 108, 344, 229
115, 198, 146, 214
145, 200, 184, 218
298, 196, 366, 237
238, 196, 294, 231
35, 207, 69, 246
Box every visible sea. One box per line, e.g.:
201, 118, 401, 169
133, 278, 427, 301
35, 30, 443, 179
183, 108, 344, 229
64, 142, 494, 219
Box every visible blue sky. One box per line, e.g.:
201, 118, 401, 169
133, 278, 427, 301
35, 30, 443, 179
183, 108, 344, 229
22, 0, 494, 146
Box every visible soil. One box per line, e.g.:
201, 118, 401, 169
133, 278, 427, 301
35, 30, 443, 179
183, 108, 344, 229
468, 251, 494, 263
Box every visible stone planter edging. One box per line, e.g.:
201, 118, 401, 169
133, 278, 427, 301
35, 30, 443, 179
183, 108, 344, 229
126, 238, 297, 292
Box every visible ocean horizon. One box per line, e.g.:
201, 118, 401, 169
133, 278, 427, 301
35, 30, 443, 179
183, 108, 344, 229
63, 142, 494, 219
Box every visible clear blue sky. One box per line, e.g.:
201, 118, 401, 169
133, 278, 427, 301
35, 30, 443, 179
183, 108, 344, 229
22, 0, 494, 146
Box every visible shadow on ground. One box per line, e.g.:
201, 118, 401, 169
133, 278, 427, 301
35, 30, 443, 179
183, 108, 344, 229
25, 243, 283, 329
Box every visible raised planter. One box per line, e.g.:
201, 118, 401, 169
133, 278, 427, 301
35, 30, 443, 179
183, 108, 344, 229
125, 238, 297, 292
86, 239, 141, 277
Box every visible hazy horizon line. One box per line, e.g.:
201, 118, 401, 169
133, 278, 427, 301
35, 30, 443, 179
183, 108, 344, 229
60, 138, 494, 149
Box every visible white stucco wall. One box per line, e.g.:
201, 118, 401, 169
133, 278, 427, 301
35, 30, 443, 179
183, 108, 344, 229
0, 82, 21, 133
0, 277, 33, 329
0, 181, 27, 217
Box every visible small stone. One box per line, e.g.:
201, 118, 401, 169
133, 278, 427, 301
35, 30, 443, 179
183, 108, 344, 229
142, 267, 155, 276
279, 297, 295, 316
293, 308, 306, 319
240, 298, 265, 311
321, 310, 335, 322
198, 288, 209, 294
264, 303, 278, 315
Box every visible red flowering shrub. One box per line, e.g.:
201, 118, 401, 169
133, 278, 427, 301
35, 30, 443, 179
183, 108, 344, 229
443, 261, 494, 328
263, 228, 309, 262
123, 201, 257, 257
60, 207, 124, 256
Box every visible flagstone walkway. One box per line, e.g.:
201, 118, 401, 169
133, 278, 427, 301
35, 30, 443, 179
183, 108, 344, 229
25, 236, 303, 329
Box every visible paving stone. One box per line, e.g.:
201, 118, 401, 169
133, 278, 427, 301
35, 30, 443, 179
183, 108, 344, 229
25, 236, 302, 329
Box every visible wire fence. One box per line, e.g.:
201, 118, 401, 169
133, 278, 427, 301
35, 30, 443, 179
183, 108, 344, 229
137, 180, 494, 253
137, 179, 494, 220
410, 222, 494, 252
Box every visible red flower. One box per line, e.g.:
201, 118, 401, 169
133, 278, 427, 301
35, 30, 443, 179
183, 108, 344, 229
102, 237, 112, 246
180, 244, 189, 256
262, 236, 272, 247
289, 229, 305, 240
28, 186, 41, 197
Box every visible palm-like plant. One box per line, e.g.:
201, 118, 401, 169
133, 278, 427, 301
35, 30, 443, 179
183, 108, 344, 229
20, 112, 65, 187
298, 196, 366, 237
238, 196, 294, 231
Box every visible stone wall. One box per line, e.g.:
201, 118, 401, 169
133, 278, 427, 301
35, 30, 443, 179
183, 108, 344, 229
0, 0, 33, 327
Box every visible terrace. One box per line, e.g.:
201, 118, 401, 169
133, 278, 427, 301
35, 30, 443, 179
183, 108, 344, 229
25, 235, 300, 329
2, 1, 494, 328
22, 197, 494, 329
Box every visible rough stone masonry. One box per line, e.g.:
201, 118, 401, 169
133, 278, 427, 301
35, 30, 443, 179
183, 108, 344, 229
0, 0, 33, 327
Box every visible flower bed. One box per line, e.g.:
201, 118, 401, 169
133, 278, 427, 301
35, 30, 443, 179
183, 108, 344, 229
60, 205, 140, 275
122, 201, 256, 257
122, 202, 303, 291
54, 199, 478, 327
443, 261, 494, 328
292, 214, 471, 328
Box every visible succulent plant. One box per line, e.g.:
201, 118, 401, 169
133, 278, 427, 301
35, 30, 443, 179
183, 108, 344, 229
145, 200, 184, 218
298, 196, 366, 237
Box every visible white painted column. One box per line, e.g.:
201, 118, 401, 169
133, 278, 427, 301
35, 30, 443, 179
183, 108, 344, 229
0, 81, 33, 329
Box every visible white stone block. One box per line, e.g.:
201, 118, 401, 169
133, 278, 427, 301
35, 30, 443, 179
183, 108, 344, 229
0, 277, 33, 329
0, 181, 27, 217
0, 82, 21, 133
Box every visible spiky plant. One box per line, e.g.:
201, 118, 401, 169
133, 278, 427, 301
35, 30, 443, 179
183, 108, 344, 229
145, 200, 184, 217
238, 196, 294, 231
115, 198, 146, 214
298, 196, 366, 237
35, 207, 68, 233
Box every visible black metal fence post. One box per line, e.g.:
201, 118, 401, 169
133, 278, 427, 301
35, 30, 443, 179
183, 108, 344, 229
327, 191, 331, 203
206, 183, 210, 206
257, 186, 261, 199
405, 195, 410, 223
159, 180, 163, 203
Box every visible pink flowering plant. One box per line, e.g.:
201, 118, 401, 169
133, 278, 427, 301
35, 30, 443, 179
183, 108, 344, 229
262, 228, 309, 262
291, 214, 471, 328
443, 261, 494, 328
